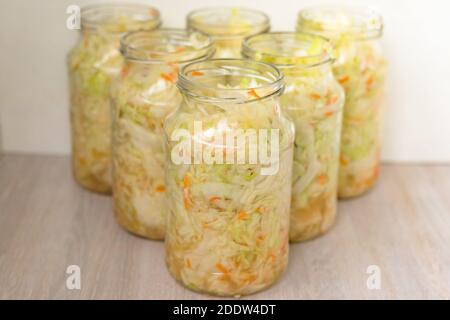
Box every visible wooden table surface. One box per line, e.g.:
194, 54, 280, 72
0, 154, 449, 300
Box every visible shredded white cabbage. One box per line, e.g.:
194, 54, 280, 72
111, 30, 213, 239
334, 40, 386, 198
68, 6, 160, 193
242, 33, 345, 241
297, 7, 386, 198
164, 61, 294, 296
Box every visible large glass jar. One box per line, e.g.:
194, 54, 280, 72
187, 7, 269, 58
68, 4, 161, 193
297, 6, 386, 198
243, 33, 345, 242
111, 30, 214, 240
164, 59, 294, 296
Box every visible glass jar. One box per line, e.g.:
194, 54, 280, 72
243, 33, 345, 242
164, 59, 294, 296
68, 4, 161, 193
297, 6, 386, 198
187, 7, 270, 58
111, 29, 214, 240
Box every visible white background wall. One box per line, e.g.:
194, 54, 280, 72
0, 0, 449, 162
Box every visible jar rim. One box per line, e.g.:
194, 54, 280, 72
178, 59, 284, 103
81, 4, 161, 33
242, 32, 334, 69
187, 7, 270, 39
120, 29, 215, 64
297, 6, 383, 40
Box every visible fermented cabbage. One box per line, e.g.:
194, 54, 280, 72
111, 30, 214, 239
297, 6, 386, 198
68, 4, 161, 193
243, 32, 345, 241
164, 59, 294, 296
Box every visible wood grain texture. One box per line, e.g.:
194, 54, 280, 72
0, 155, 449, 300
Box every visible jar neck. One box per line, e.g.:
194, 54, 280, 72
187, 7, 270, 39
178, 59, 284, 104
80, 4, 161, 35
297, 6, 383, 41
242, 32, 334, 76
120, 29, 214, 66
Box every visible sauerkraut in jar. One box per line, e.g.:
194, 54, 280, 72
111, 30, 214, 240
187, 7, 270, 58
243, 33, 344, 242
297, 6, 386, 198
164, 59, 294, 296
68, 4, 161, 193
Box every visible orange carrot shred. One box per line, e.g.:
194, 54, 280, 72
267, 252, 276, 261
310, 93, 321, 100
248, 89, 260, 99
216, 262, 229, 274
183, 175, 190, 210
219, 274, 230, 281
209, 196, 221, 202
327, 96, 338, 106
244, 274, 257, 283
366, 76, 373, 89
256, 206, 266, 214
191, 71, 204, 77
160, 72, 175, 83
316, 174, 327, 185
338, 75, 350, 84
183, 175, 190, 189
237, 211, 248, 220
155, 185, 166, 192
184, 197, 190, 210
186, 258, 192, 269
